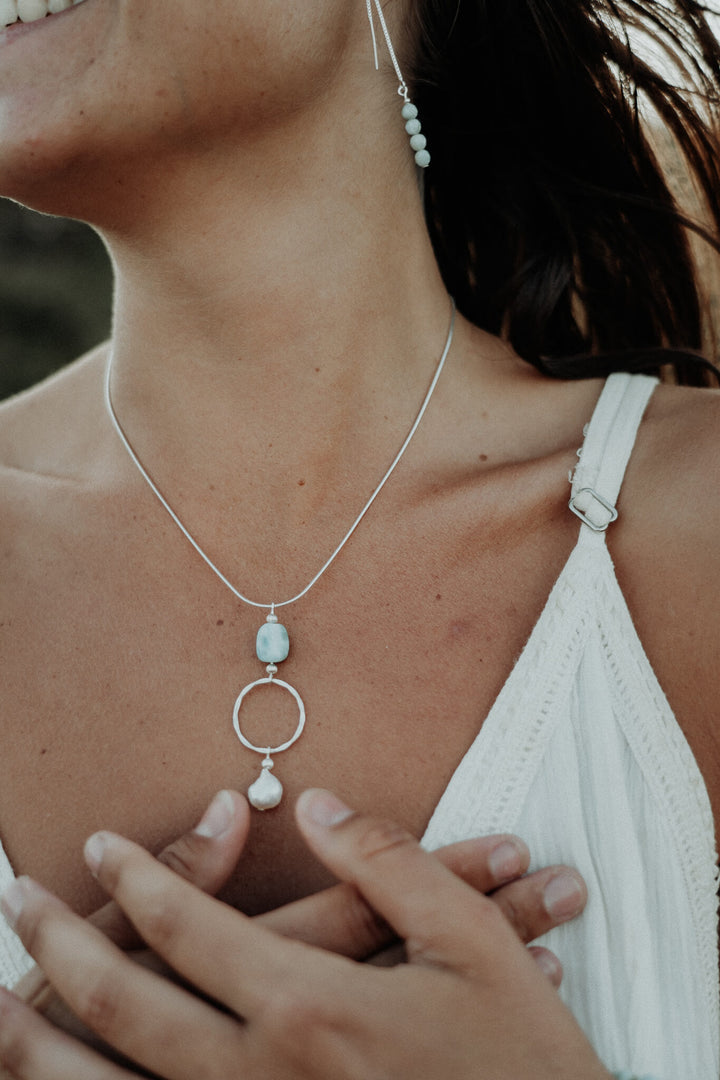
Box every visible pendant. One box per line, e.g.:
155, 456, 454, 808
232, 612, 306, 810
247, 756, 284, 811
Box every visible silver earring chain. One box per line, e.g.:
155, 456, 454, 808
367, 0, 410, 101
366, 0, 431, 167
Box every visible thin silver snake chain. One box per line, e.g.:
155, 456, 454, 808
104, 300, 456, 613
367, 0, 408, 95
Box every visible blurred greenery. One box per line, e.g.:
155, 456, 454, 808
0, 197, 113, 401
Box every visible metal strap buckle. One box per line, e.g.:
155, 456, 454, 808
568, 487, 618, 532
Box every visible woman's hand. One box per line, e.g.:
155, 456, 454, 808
10, 789, 252, 1050
0, 789, 601, 1080
13, 785, 580, 1042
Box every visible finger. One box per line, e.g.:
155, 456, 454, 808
80, 831, 334, 1018
528, 946, 563, 988
259, 880, 391, 957
258, 834, 530, 960
491, 865, 586, 944
91, 789, 250, 946
295, 790, 534, 973
0, 987, 135, 1080
14, 790, 250, 1035
258, 837, 573, 963
81, 826, 527, 992
430, 834, 530, 891
13, 950, 179, 1057
1, 878, 246, 1079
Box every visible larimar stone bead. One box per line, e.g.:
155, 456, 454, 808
256, 622, 290, 663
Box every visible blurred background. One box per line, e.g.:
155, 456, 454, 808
0, 197, 113, 401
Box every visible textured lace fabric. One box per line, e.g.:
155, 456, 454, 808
423, 373, 719, 1078
0, 374, 717, 1078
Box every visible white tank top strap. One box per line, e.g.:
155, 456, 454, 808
569, 371, 658, 534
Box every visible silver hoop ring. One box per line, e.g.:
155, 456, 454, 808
232, 678, 306, 755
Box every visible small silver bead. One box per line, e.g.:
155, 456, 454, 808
266, 612, 278, 623
266, 663, 278, 676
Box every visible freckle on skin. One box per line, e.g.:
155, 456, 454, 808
479, 453, 488, 461
216, 619, 224, 626
298, 479, 306, 486
436, 594, 442, 600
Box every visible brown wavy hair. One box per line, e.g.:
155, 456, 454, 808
412, 0, 720, 383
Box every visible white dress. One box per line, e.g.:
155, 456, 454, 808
0, 373, 717, 1077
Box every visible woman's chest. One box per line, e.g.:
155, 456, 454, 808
0, 489, 579, 917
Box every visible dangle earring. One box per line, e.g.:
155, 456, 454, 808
366, 0, 431, 168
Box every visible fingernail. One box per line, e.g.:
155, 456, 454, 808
531, 947, 563, 983
543, 871, 584, 920
84, 831, 110, 877
300, 789, 354, 828
194, 790, 235, 838
487, 839, 525, 882
1, 877, 36, 931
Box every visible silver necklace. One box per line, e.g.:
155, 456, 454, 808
104, 301, 456, 809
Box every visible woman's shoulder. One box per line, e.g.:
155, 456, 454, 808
644, 376, 720, 433
629, 379, 720, 526
615, 377, 720, 597
611, 378, 720, 811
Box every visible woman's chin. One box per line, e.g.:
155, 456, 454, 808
0, 125, 107, 220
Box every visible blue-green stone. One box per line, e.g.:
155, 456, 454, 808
256, 623, 289, 663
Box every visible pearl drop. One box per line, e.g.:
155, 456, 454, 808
248, 767, 283, 811
401, 102, 418, 120
414, 149, 431, 168
405, 118, 422, 136
409, 133, 427, 151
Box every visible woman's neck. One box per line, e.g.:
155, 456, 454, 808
101, 123, 453, 520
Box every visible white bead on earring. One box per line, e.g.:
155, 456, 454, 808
366, 0, 431, 168
401, 101, 431, 168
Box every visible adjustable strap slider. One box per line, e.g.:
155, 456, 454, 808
568, 487, 618, 532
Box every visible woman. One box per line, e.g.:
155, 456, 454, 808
0, 0, 718, 1075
